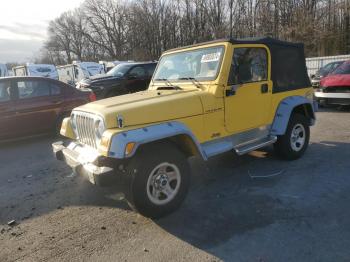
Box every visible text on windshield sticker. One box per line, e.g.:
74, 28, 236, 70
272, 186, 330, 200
201, 52, 221, 63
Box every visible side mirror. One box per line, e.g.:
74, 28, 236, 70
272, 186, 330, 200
225, 84, 242, 97
227, 64, 239, 86
225, 88, 236, 97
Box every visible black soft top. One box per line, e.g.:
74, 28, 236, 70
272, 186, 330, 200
168, 37, 311, 93
229, 36, 302, 47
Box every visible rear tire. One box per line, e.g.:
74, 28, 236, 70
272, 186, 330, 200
274, 113, 310, 160
125, 142, 190, 218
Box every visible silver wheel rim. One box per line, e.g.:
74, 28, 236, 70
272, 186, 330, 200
290, 124, 306, 152
146, 162, 181, 205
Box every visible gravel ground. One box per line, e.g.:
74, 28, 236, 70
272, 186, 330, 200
0, 107, 350, 262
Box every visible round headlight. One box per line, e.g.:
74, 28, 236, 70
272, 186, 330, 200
94, 119, 105, 139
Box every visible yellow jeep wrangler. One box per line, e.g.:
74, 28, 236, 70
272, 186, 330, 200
53, 37, 316, 218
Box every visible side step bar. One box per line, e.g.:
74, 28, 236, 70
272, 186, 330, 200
234, 136, 277, 156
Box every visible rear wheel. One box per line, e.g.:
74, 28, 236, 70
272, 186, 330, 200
125, 142, 190, 218
274, 113, 310, 160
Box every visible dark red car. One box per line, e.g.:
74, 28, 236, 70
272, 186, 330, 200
0, 77, 95, 140
315, 60, 350, 106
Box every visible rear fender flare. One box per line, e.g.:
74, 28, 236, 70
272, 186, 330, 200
271, 96, 316, 135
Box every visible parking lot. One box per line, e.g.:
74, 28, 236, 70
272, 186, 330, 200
0, 107, 349, 262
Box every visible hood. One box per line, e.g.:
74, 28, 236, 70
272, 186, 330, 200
320, 74, 350, 87
74, 89, 204, 128
81, 74, 123, 86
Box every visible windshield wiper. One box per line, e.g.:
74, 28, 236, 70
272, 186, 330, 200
154, 78, 182, 90
154, 78, 172, 86
177, 77, 202, 88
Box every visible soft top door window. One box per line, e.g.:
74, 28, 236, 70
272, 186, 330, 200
17, 80, 50, 99
228, 47, 268, 85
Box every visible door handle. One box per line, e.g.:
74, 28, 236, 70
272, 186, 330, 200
261, 84, 269, 93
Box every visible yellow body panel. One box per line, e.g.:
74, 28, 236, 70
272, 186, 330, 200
61, 40, 313, 155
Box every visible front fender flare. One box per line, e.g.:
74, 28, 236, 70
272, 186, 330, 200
108, 121, 206, 159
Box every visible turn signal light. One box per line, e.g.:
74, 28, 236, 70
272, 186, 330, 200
125, 142, 136, 156
89, 92, 97, 102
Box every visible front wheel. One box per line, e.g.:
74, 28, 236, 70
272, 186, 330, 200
125, 142, 190, 218
274, 113, 310, 160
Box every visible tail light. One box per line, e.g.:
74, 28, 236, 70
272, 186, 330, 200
89, 92, 97, 102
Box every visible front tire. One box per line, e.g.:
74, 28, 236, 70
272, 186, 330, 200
274, 113, 310, 160
125, 142, 190, 218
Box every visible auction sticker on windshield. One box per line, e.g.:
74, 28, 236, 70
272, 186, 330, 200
201, 52, 221, 63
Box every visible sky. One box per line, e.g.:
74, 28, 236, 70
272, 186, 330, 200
0, 0, 85, 63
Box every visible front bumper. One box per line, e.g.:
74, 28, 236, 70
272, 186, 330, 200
314, 92, 350, 105
52, 141, 117, 186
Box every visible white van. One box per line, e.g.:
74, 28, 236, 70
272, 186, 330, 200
57, 61, 104, 86
0, 63, 9, 77
13, 64, 58, 79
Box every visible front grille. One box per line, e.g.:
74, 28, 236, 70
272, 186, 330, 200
323, 86, 350, 93
75, 113, 98, 148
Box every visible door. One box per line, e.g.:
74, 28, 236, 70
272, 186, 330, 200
14, 79, 63, 136
126, 66, 149, 92
0, 80, 17, 139
224, 46, 272, 134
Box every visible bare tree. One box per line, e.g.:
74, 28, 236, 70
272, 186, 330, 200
43, 0, 350, 64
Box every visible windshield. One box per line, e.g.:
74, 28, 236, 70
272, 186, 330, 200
330, 62, 350, 75
319, 62, 342, 75
107, 64, 133, 77
153, 46, 224, 81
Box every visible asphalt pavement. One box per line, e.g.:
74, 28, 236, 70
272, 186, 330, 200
0, 107, 350, 262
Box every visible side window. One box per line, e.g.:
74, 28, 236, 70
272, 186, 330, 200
228, 47, 268, 85
0, 81, 11, 102
129, 66, 146, 78
50, 83, 61, 95
17, 80, 50, 99
145, 64, 156, 77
